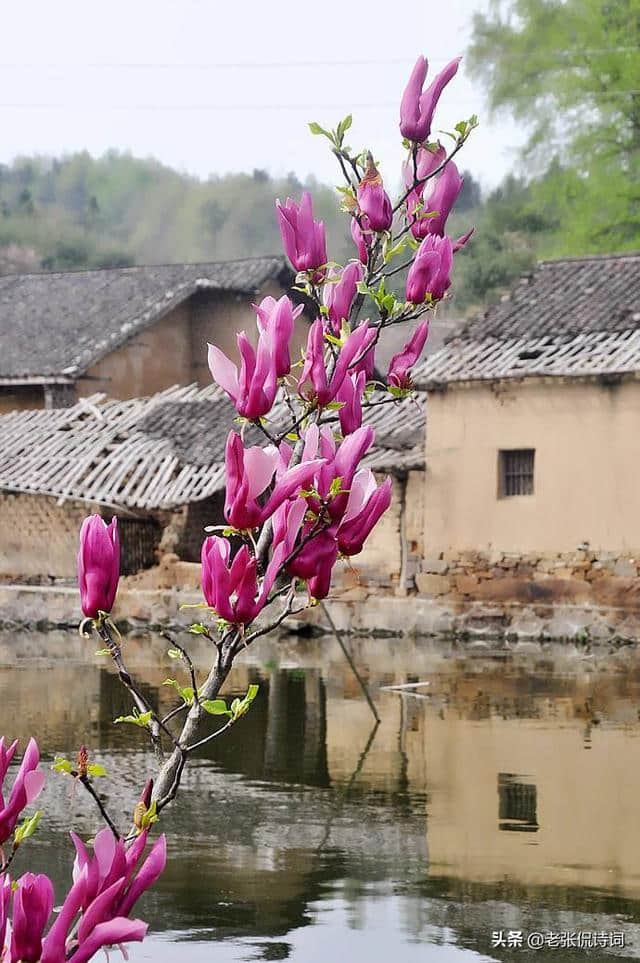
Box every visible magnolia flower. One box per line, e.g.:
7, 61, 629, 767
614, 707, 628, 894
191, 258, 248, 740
401, 144, 446, 189
351, 215, 371, 265
336, 371, 366, 435
276, 191, 327, 277
4, 829, 165, 963
322, 262, 364, 334
387, 320, 430, 389
298, 320, 376, 407
356, 155, 393, 233
337, 471, 393, 556
10, 872, 54, 963
201, 537, 285, 625
407, 160, 463, 240
77, 515, 120, 619
253, 294, 302, 377
208, 330, 277, 420
224, 432, 323, 531
400, 56, 461, 143
405, 234, 453, 304
0, 737, 44, 847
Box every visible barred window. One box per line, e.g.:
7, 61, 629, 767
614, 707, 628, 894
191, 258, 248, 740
498, 773, 538, 832
499, 449, 535, 497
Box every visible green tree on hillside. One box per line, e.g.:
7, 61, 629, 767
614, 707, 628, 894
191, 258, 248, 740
468, 0, 640, 253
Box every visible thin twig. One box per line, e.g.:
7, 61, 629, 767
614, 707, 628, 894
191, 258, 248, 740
78, 775, 121, 839
185, 718, 235, 753
160, 631, 199, 699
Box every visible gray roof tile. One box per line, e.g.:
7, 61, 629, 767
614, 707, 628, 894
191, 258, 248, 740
0, 257, 289, 380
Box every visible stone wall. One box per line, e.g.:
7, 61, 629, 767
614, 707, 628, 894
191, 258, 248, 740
414, 548, 640, 641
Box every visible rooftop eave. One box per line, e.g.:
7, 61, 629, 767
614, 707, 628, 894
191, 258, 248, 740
0, 375, 76, 385
416, 369, 640, 392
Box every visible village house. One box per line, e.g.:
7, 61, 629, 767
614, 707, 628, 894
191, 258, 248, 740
414, 251, 640, 632
0, 384, 425, 609
0, 257, 299, 413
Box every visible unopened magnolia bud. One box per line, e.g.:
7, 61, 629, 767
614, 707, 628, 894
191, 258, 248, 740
133, 801, 147, 831
76, 745, 89, 778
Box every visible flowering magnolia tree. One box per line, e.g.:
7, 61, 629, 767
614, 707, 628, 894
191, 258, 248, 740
0, 53, 475, 959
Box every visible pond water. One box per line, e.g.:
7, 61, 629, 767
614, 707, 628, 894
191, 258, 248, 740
3, 629, 640, 961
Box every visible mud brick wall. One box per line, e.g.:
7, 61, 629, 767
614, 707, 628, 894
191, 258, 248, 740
416, 549, 640, 610
0, 493, 90, 579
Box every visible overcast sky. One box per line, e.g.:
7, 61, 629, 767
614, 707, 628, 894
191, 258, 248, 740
2, 0, 524, 191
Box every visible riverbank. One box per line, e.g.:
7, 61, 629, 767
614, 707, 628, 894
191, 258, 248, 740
2, 576, 640, 644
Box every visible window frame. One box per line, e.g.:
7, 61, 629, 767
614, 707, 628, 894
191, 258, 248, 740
498, 448, 535, 498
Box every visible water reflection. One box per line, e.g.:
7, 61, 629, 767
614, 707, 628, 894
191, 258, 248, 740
2, 631, 640, 959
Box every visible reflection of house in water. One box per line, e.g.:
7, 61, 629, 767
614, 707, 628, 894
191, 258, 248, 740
404, 671, 640, 898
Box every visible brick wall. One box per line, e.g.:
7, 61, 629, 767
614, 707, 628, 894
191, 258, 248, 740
0, 493, 90, 579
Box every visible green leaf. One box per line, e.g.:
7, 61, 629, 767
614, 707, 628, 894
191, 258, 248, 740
285, 432, 300, 442
140, 799, 159, 831
308, 121, 331, 138
167, 648, 182, 658
115, 710, 154, 728
52, 756, 73, 774
329, 475, 344, 496
14, 810, 42, 846
94, 648, 111, 657
325, 401, 345, 411
229, 684, 260, 721
356, 281, 372, 296
187, 623, 209, 636
86, 763, 106, 777
324, 332, 342, 347
245, 684, 259, 703
162, 679, 194, 704
201, 699, 231, 716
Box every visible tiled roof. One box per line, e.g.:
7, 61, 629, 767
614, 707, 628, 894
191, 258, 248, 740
0, 257, 290, 380
0, 384, 425, 511
416, 252, 640, 385
458, 253, 640, 342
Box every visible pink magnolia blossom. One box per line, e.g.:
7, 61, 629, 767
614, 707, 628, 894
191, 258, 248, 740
387, 320, 430, 389
0, 876, 9, 955
224, 432, 323, 531
10, 873, 54, 963
77, 515, 120, 619
336, 371, 366, 435
351, 215, 372, 265
301, 424, 375, 522
276, 191, 327, 277
286, 528, 339, 601
298, 320, 376, 407
0, 737, 44, 847
201, 537, 285, 625
405, 234, 453, 304
337, 471, 393, 556
401, 144, 446, 189
357, 156, 393, 232
453, 226, 475, 252
322, 262, 364, 334
253, 294, 302, 377
208, 330, 277, 420
4, 835, 156, 963
407, 160, 463, 240
400, 56, 461, 143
